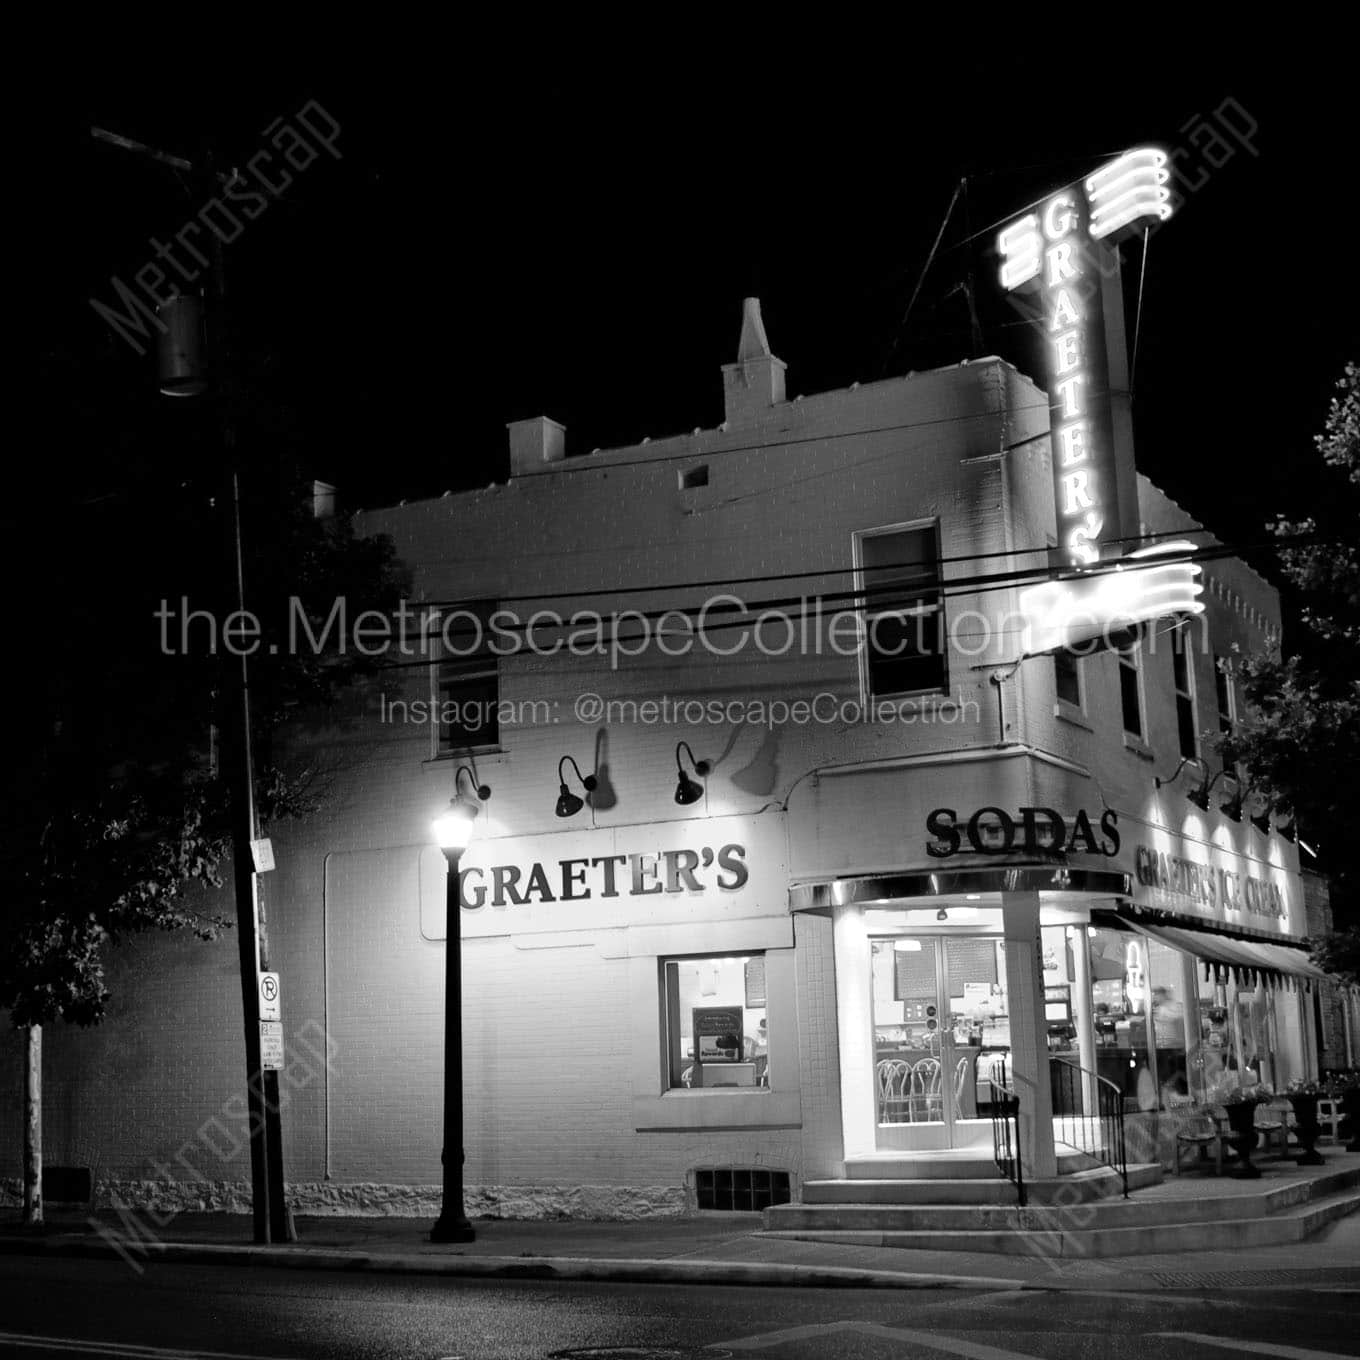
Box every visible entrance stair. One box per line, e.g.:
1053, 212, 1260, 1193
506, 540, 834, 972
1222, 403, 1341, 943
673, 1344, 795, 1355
764, 1156, 1360, 1257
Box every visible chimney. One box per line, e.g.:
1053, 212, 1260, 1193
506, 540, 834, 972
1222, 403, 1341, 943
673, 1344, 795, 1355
722, 297, 786, 425
508, 416, 566, 477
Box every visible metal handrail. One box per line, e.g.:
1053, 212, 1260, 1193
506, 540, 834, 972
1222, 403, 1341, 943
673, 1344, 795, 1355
1050, 1055, 1128, 1197
989, 1056, 1026, 1206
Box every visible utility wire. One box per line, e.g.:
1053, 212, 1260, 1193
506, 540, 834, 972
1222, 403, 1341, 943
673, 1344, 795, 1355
367, 535, 1303, 672
417, 524, 1307, 612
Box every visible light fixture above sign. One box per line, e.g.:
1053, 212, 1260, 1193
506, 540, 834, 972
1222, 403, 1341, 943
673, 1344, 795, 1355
1017, 540, 1204, 655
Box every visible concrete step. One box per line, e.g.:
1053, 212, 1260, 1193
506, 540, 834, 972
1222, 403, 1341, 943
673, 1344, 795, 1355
843, 1150, 1095, 1181
801, 1163, 1160, 1207
764, 1173, 1360, 1257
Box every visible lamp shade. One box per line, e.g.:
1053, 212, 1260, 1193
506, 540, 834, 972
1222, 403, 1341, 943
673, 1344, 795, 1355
555, 784, 584, 818
157, 294, 207, 397
432, 795, 480, 850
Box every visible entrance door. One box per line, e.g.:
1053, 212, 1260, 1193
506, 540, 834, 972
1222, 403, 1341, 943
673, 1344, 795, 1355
870, 935, 1011, 1149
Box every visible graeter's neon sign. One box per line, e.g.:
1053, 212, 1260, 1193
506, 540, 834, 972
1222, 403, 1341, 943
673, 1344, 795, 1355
997, 148, 1171, 569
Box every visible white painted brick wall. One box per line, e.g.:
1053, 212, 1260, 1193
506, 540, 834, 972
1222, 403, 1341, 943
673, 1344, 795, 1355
0, 354, 1294, 1211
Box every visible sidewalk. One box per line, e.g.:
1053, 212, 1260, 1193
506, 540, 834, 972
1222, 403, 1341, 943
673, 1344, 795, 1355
4, 1203, 1360, 1292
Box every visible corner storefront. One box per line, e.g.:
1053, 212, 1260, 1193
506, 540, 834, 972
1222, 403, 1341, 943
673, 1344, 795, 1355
785, 746, 1315, 1182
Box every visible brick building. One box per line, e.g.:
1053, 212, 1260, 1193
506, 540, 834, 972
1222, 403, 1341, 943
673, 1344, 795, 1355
1, 299, 1338, 1218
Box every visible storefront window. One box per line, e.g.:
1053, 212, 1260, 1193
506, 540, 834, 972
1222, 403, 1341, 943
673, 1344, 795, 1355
1147, 940, 1191, 1106
1195, 978, 1281, 1100
663, 954, 768, 1090
870, 935, 1010, 1126
1087, 928, 1155, 1109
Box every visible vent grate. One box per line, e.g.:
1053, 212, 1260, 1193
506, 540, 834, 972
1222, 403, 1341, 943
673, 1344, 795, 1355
694, 1167, 790, 1212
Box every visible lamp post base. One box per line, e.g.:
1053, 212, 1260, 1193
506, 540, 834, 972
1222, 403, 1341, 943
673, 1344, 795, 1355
430, 1213, 476, 1243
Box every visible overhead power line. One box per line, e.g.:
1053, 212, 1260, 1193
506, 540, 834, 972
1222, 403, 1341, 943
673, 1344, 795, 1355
366, 534, 1310, 673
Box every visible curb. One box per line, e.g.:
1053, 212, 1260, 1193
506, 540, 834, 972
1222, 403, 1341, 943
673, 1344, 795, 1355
0, 1234, 1030, 1292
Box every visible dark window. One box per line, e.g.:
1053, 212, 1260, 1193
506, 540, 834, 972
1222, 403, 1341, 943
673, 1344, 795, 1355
1215, 654, 1235, 734
680, 464, 709, 489
859, 524, 946, 696
1172, 625, 1198, 759
1054, 650, 1082, 708
1118, 642, 1143, 738
694, 1168, 791, 1212
434, 600, 500, 753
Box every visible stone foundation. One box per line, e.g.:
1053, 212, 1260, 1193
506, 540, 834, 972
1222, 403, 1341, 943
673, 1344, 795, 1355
1, 1177, 689, 1221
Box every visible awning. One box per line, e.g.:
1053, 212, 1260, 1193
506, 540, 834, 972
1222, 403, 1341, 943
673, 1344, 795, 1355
1114, 918, 1332, 992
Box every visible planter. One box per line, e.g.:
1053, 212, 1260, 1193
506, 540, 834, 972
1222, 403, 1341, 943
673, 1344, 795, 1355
1223, 1101, 1262, 1178
1288, 1093, 1326, 1166
1341, 1089, 1360, 1153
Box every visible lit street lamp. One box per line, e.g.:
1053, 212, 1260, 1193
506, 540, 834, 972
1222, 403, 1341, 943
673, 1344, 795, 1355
430, 768, 489, 1244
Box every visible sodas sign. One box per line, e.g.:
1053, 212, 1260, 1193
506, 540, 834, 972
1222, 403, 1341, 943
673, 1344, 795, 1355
926, 806, 1120, 859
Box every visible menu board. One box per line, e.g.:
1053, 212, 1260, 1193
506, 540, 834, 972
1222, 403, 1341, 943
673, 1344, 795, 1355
744, 957, 767, 1008
693, 1006, 744, 1063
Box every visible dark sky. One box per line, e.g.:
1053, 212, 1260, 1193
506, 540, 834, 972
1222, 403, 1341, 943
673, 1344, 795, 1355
27, 47, 1358, 577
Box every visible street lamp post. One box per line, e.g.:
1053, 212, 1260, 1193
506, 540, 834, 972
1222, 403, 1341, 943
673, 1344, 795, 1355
429, 770, 489, 1244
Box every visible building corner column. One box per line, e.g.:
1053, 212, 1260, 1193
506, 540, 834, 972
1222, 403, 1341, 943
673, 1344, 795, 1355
832, 905, 875, 1164
1002, 891, 1057, 1178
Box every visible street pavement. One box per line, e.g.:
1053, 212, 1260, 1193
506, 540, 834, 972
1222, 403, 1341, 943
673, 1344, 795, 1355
0, 1253, 1357, 1359
6, 1198, 1360, 1293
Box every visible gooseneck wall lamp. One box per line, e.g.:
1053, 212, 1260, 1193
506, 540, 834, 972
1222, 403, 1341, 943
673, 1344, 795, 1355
555, 755, 597, 818
674, 741, 711, 806
1153, 755, 1199, 790
1249, 799, 1273, 836
429, 765, 489, 1245
1184, 768, 1228, 813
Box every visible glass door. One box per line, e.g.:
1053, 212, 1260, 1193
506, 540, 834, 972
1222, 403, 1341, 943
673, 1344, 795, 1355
871, 935, 1010, 1149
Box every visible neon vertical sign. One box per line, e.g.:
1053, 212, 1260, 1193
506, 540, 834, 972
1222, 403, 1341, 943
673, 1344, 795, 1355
997, 148, 1172, 568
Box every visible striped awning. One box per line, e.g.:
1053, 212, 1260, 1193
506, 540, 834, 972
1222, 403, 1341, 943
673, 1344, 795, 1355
1116, 918, 1331, 992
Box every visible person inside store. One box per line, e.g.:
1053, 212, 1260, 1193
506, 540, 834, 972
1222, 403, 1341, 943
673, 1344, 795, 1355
747, 1017, 769, 1085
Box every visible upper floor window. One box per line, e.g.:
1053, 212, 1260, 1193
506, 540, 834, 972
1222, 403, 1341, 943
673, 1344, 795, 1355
1214, 654, 1237, 734
1117, 639, 1144, 740
1171, 622, 1199, 759
432, 600, 500, 755
856, 522, 946, 697
1054, 649, 1083, 709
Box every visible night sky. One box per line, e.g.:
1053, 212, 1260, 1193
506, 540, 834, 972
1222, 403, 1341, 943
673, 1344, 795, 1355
26, 49, 1357, 593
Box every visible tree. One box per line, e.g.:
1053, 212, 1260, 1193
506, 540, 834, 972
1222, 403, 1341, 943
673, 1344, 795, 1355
2, 406, 409, 1223
1221, 361, 1360, 971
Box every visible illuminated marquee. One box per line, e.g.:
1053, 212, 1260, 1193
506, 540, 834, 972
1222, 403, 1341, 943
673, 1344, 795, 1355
997, 147, 1172, 568
1017, 540, 1204, 655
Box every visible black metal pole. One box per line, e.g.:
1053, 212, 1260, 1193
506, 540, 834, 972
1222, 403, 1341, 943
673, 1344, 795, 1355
223, 469, 272, 1245
430, 847, 474, 1242
204, 148, 280, 1245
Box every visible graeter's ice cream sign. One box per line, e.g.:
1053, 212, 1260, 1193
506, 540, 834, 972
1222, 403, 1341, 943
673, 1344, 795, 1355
998, 150, 1203, 653
998, 148, 1170, 568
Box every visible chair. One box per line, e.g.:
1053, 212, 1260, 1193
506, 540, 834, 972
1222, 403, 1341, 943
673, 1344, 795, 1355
1256, 1101, 1290, 1160
954, 1056, 970, 1108
911, 1058, 943, 1122
1319, 1097, 1343, 1143
1173, 1108, 1224, 1175
876, 1059, 912, 1123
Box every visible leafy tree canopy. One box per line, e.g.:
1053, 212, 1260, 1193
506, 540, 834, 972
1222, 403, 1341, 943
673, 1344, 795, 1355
1222, 361, 1360, 933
